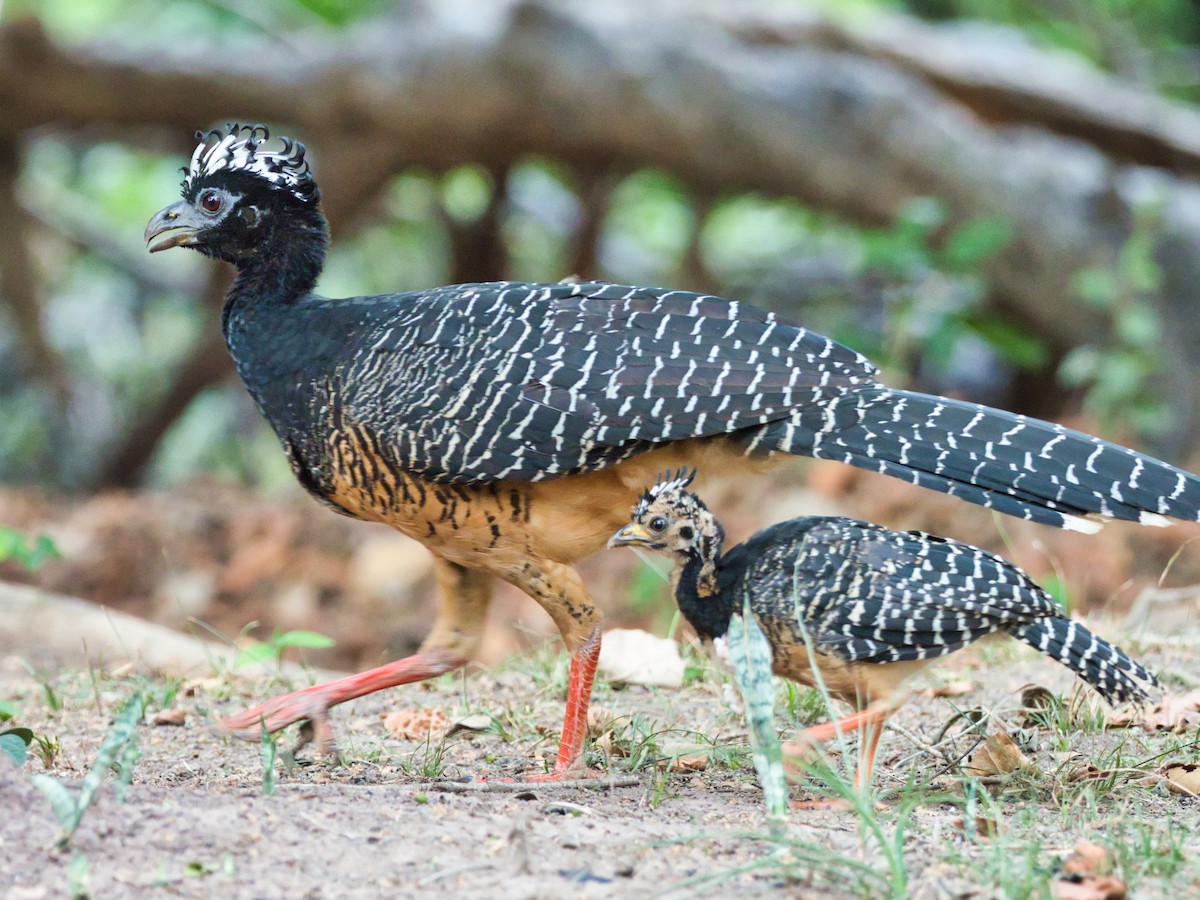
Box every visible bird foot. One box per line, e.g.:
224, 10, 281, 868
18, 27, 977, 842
216, 649, 467, 756
780, 738, 822, 781
218, 692, 339, 745
781, 738, 880, 793
290, 718, 341, 762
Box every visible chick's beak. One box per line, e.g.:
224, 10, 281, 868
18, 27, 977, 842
608, 523, 653, 549
144, 200, 203, 253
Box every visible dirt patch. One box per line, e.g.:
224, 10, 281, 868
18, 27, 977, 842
2, 632, 1198, 897
3, 476, 1200, 895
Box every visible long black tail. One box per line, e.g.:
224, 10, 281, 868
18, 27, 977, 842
1013, 618, 1158, 704
771, 386, 1200, 531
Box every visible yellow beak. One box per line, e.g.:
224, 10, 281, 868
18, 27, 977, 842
607, 523, 653, 549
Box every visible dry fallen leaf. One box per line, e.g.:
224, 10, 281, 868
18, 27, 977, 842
1019, 684, 1060, 721
1064, 763, 1112, 785
658, 753, 709, 772
1106, 688, 1200, 733
1060, 842, 1113, 878
1163, 762, 1200, 797
444, 714, 493, 738
148, 708, 187, 727
917, 680, 975, 699
1051, 842, 1126, 899
594, 731, 619, 758
381, 707, 451, 740
964, 730, 1029, 777
1050, 876, 1128, 900
951, 814, 1000, 838
586, 705, 617, 737
183, 676, 225, 696
596, 629, 684, 688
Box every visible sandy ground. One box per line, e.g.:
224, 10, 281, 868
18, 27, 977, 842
2, 629, 1198, 899
2, 475, 1199, 897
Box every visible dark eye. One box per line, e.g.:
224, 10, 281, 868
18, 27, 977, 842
200, 191, 222, 213
648, 516, 669, 533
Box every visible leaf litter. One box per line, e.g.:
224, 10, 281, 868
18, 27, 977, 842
2, 628, 1199, 895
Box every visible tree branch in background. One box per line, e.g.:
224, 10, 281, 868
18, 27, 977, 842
92, 268, 232, 488
567, 167, 618, 282
0, 2, 1174, 351
0, 141, 68, 403
680, 195, 718, 297
3, 2, 1200, 454
719, 7, 1200, 177
443, 165, 509, 285
21, 190, 192, 298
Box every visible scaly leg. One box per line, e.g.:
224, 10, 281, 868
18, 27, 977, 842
527, 626, 602, 781
506, 558, 605, 781
218, 560, 493, 758
856, 718, 884, 788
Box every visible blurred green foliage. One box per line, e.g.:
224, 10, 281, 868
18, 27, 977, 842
854, 198, 1044, 376
0, 528, 59, 569
235, 628, 337, 670
5, 0, 389, 45
0, 0, 1193, 489
1059, 201, 1169, 439
899, 0, 1200, 99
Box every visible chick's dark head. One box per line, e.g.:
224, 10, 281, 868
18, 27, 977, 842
144, 124, 324, 266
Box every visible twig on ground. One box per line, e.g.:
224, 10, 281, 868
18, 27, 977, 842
426, 775, 641, 793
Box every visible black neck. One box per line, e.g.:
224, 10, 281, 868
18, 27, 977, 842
674, 550, 734, 642
222, 209, 329, 333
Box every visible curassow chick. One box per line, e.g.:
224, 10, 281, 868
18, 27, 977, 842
609, 471, 1158, 784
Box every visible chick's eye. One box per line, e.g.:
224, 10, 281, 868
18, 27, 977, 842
648, 516, 669, 533
200, 191, 222, 213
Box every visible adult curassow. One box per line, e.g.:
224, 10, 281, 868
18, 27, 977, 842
144, 123, 1195, 780
608, 470, 1158, 785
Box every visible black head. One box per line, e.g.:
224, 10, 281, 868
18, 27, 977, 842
144, 124, 325, 268
607, 468, 723, 564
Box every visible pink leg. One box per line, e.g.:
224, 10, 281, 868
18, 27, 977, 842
856, 718, 884, 788
782, 705, 890, 789
527, 627, 602, 781
218, 648, 467, 757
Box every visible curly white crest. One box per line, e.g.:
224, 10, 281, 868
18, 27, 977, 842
633, 467, 699, 517
649, 467, 698, 499
185, 124, 317, 204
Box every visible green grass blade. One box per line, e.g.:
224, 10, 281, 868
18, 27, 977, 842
67, 852, 90, 900
260, 718, 277, 796
74, 693, 144, 819
113, 735, 143, 803
727, 601, 788, 830
31, 691, 147, 848
29, 774, 80, 841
